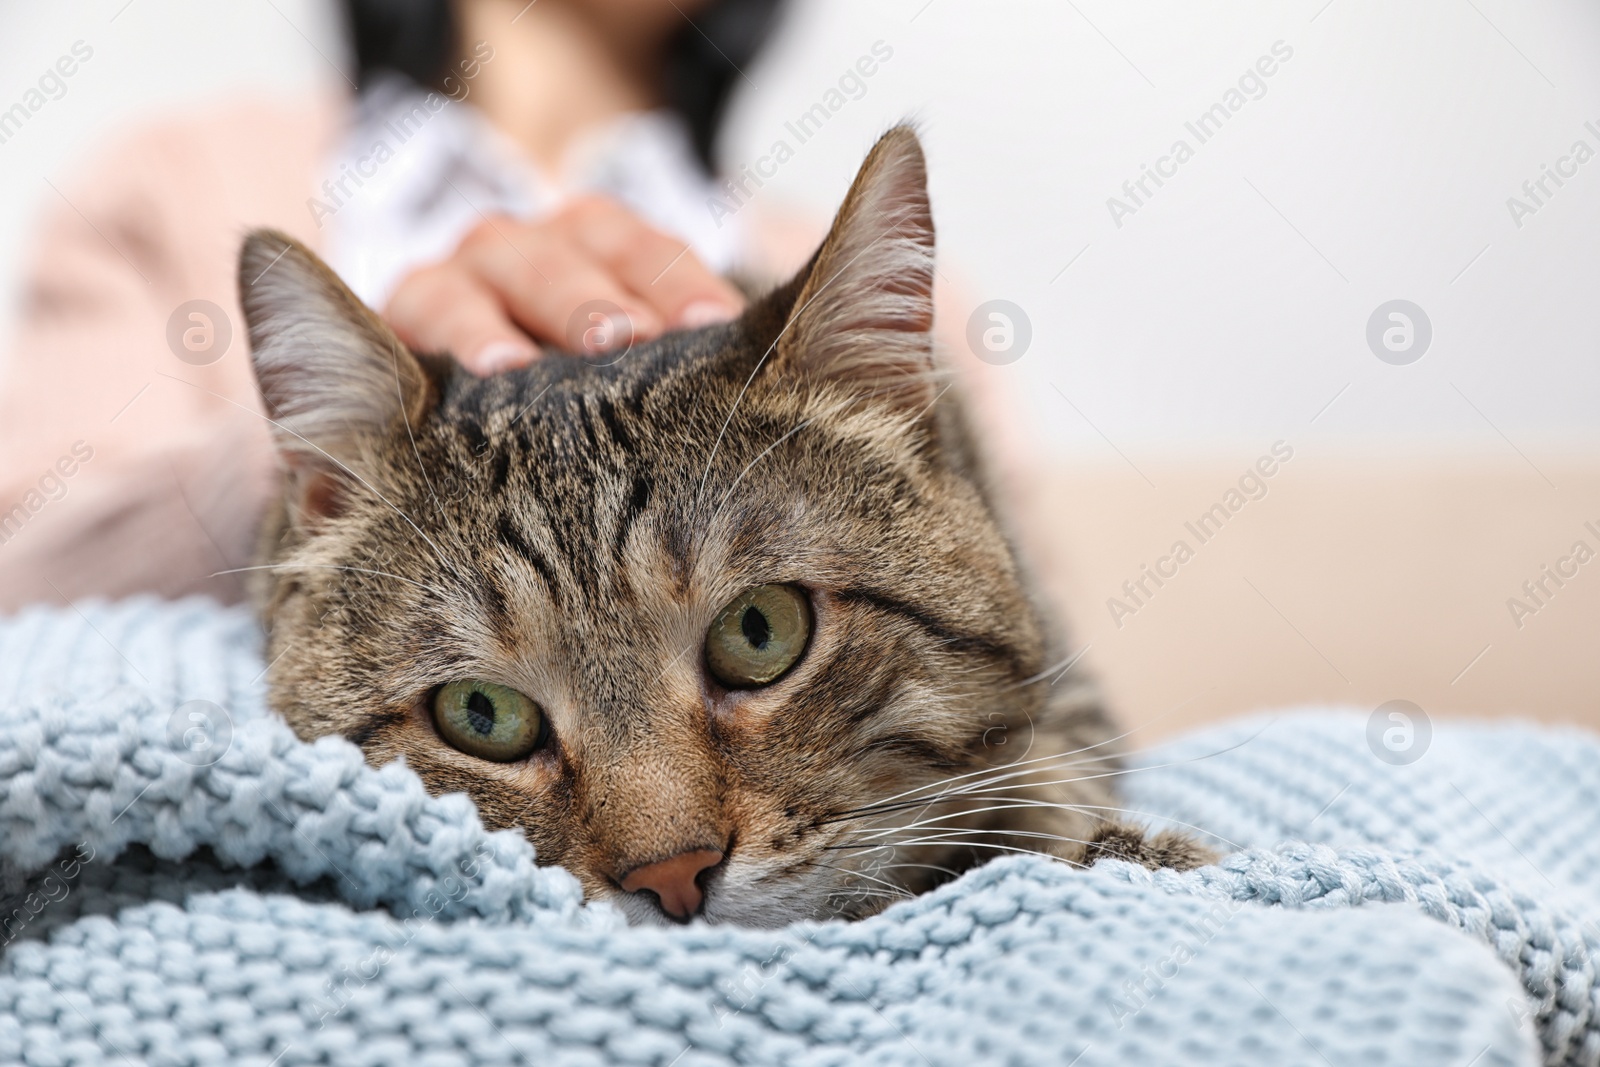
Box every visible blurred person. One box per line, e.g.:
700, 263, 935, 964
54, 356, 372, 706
0, 0, 807, 609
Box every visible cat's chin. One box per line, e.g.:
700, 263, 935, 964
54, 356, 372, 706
613, 898, 888, 929
599, 865, 897, 928
598, 888, 806, 929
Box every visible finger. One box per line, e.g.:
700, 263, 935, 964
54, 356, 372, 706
556, 197, 744, 329
384, 262, 540, 375
458, 222, 665, 353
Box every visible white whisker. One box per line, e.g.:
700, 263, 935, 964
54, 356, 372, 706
1001, 643, 1093, 691
831, 837, 1088, 868
843, 802, 1101, 845
832, 727, 1130, 818
836, 792, 1235, 852
834, 725, 1268, 828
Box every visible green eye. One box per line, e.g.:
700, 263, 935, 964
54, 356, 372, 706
431, 680, 547, 762
705, 584, 812, 688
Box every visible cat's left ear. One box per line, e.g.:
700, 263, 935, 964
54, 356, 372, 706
771, 124, 937, 414
238, 229, 435, 522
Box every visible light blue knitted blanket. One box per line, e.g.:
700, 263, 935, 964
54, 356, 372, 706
1, 599, 1594, 1065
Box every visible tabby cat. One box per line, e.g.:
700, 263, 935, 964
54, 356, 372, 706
239, 126, 1211, 927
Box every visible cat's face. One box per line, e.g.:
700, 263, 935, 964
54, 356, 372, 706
241, 128, 1104, 926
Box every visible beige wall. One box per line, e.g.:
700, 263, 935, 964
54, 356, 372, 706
1015, 455, 1600, 739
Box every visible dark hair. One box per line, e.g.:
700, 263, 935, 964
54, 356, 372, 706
339, 0, 784, 170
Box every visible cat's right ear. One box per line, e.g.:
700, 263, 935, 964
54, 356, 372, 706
238, 229, 435, 524
763, 125, 938, 416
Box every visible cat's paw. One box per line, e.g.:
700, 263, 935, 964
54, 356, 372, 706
1084, 822, 1220, 872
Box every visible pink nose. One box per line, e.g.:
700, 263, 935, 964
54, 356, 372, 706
619, 848, 724, 919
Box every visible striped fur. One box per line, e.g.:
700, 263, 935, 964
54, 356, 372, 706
241, 127, 1210, 927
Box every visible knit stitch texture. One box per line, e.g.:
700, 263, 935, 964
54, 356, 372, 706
0, 598, 1587, 1065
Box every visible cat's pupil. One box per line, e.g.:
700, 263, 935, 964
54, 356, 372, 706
741, 606, 771, 650
466, 690, 497, 735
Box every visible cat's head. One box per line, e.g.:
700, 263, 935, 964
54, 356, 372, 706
240, 126, 1101, 926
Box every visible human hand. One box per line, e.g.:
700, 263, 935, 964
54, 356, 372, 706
383, 196, 745, 374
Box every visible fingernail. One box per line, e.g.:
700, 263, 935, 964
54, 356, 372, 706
677, 300, 741, 329
474, 341, 538, 375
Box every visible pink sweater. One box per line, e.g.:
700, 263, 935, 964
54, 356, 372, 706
0, 94, 340, 610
